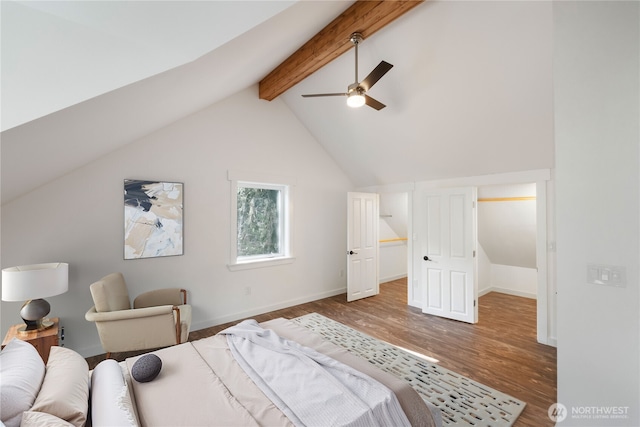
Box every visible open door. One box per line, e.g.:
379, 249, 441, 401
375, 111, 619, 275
347, 192, 379, 302
420, 187, 477, 323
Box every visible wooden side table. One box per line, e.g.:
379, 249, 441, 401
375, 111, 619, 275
2, 317, 59, 363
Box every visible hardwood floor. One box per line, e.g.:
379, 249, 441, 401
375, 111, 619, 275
87, 278, 556, 426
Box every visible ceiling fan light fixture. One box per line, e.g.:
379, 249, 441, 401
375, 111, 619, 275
347, 92, 365, 108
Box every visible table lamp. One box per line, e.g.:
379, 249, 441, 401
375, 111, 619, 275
2, 262, 68, 333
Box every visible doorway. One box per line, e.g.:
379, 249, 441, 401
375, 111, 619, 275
477, 183, 538, 300
404, 170, 553, 345
367, 169, 554, 346
378, 192, 409, 285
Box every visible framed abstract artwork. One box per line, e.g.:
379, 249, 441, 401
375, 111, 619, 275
124, 180, 183, 259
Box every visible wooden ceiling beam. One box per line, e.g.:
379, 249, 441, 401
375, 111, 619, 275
258, 0, 425, 101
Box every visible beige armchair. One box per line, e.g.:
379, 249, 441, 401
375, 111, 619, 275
85, 272, 191, 358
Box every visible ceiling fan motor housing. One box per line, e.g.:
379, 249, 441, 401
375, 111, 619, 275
348, 82, 364, 94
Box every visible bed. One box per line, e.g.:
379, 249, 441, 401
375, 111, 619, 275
0, 317, 442, 427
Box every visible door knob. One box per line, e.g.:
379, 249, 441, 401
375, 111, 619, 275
349, 250, 358, 255
423, 256, 430, 261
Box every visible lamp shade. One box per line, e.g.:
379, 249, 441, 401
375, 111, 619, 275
2, 263, 69, 301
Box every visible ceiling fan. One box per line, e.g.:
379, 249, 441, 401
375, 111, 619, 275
302, 32, 393, 110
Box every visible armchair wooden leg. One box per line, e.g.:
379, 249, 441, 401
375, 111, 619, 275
106, 352, 111, 360
172, 306, 181, 344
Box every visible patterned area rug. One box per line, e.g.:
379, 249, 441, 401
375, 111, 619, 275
292, 313, 525, 427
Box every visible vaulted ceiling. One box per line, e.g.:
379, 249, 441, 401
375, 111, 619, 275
1, 1, 555, 205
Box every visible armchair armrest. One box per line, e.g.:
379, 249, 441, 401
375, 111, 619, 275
85, 305, 175, 322
133, 288, 187, 308
85, 305, 184, 354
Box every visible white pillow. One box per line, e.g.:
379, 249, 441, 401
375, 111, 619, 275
91, 359, 138, 426
0, 338, 46, 427
30, 346, 89, 427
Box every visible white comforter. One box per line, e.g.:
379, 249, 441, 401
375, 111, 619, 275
221, 319, 412, 427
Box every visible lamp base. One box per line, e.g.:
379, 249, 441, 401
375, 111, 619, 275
17, 318, 54, 334
19, 299, 52, 334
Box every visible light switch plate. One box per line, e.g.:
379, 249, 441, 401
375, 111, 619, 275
587, 263, 626, 287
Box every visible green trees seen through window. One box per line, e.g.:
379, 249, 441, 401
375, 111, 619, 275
237, 187, 281, 257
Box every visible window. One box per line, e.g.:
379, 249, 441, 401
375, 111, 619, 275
237, 184, 283, 258
228, 171, 295, 270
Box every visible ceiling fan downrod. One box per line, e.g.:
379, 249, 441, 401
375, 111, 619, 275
350, 32, 364, 84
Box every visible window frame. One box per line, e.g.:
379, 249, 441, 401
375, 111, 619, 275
228, 171, 295, 271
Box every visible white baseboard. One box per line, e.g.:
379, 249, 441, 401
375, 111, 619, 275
191, 287, 347, 332
379, 274, 407, 284
536, 335, 558, 347
479, 287, 537, 300
478, 288, 492, 297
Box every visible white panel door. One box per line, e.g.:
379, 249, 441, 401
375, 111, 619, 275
421, 187, 477, 323
347, 192, 379, 302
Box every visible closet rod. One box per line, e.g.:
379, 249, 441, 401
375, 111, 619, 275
379, 237, 408, 243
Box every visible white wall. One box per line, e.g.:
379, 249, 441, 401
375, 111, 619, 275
489, 265, 537, 299
379, 192, 408, 238
379, 220, 407, 283
0, 86, 353, 357
478, 246, 537, 299
477, 243, 492, 295
477, 184, 537, 269
555, 2, 639, 425
379, 243, 407, 283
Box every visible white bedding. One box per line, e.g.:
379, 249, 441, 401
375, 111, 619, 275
221, 319, 411, 427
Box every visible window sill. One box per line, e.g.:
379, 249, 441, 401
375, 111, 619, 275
227, 256, 296, 271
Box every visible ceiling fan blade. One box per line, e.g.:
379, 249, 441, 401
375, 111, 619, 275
364, 95, 386, 110
360, 61, 393, 92
302, 93, 347, 98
